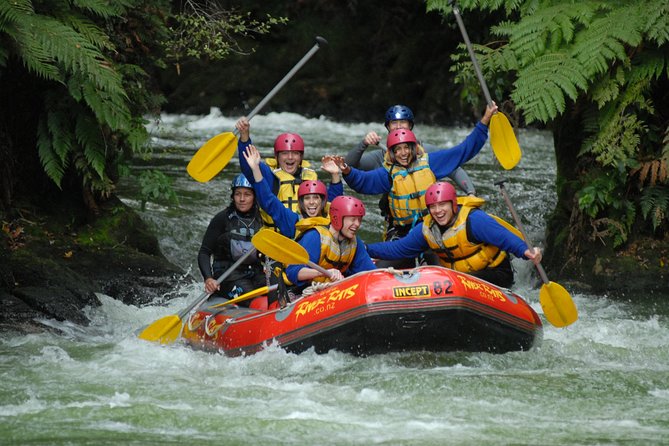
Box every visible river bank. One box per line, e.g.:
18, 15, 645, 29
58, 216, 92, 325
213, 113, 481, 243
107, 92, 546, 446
0, 193, 185, 334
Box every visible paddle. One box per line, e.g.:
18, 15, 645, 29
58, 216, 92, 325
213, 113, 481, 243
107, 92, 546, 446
495, 179, 578, 328
450, 1, 521, 170
251, 230, 334, 279
137, 247, 258, 344
187, 36, 329, 182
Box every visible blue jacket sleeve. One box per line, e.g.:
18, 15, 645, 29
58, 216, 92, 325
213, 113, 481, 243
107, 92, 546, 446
427, 122, 489, 179
347, 237, 377, 274
252, 178, 298, 238
467, 211, 529, 258
367, 224, 429, 260
327, 181, 343, 202
238, 139, 276, 193
285, 230, 322, 286
342, 166, 391, 195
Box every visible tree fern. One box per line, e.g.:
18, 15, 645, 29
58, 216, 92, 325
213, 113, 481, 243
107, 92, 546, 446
512, 51, 588, 123
570, 5, 642, 78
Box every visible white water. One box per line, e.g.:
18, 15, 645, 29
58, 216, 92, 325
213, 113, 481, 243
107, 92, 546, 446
2, 110, 668, 445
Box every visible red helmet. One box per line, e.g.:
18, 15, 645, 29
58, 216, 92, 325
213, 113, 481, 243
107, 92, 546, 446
386, 129, 417, 150
273, 133, 304, 156
298, 180, 327, 198
425, 182, 458, 212
329, 196, 366, 231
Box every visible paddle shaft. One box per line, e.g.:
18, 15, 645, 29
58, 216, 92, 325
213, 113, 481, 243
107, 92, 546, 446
450, 1, 493, 106
178, 247, 258, 319
210, 284, 279, 309
494, 179, 550, 284
233, 36, 328, 137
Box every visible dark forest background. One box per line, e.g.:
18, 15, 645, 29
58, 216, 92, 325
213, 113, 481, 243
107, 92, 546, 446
159, 0, 498, 126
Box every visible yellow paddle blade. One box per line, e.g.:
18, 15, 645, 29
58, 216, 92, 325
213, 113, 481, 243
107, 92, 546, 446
187, 132, 238, 182
489, 113, 522, 170
539, 281, 578, 328
137, 315, 183, 344
252, 230, 309, 265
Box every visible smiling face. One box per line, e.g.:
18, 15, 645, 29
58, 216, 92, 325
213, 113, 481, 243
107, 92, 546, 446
301, 193, 323, 217
277, 150, 302, 176
387, 119, 412, 131
233, 187, 254, 213
392, 143, 414, 167
339, 215, 362, 240
428, 201, 455, 226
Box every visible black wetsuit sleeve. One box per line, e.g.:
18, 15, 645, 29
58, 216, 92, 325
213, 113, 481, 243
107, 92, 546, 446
197, 211, 228, 280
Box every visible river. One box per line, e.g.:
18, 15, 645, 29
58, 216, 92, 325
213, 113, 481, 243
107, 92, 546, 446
2, 110, 668, 445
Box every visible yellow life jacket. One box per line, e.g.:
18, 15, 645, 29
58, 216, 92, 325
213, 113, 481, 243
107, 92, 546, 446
261, 158, 318, 231
383, 144, 437, 228
310, 225, 357, 283
421, 196, 508, 273
294, 215, 331, 240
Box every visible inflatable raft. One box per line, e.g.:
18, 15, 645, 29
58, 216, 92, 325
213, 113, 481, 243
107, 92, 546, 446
181, 266, 543, 356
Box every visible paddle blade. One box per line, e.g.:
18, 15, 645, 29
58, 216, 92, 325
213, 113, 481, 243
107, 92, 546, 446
539, 281, 578, 328
187, 132, 238, 182
137, 315, 183, 344
489, 113, 522, 170
252, 230, 310, 265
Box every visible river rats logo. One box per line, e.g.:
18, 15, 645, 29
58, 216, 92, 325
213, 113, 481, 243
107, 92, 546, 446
295, 284, 359, 320
457, 276, 507, 303
392, 285, 430, 298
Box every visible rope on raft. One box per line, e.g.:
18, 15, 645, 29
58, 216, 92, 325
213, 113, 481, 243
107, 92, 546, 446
301, 267, 419, 296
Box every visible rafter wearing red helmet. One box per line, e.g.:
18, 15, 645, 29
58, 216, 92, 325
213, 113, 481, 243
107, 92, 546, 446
242, 144, 344, 239
285, 195, 376, 290
236, 117, 320, 229
367, 182, 543, 288
334, 103, 497, 244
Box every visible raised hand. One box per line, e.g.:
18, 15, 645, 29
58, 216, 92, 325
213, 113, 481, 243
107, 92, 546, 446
331, 155, 351, 175
235, 117, 250, 141
363, 131, 381, 147
242, 145, 263, 182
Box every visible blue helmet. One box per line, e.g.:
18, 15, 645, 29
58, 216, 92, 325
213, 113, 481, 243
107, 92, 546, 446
384, 105, 414, 129
231, 174, 253, 191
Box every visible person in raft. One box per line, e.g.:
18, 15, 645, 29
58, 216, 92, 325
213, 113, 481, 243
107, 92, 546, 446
334, 102, 497, 242
236, 117, 318, 230
366, 182, 543, 288
197, 174, 265, 305
242, 144, 343, 239
285, 195, 377, 292
343, 104, 477, 196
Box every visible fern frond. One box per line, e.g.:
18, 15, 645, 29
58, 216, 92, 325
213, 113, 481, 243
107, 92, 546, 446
642, 0, 669, 45
512, 51, 588, 123
628, 50, 668, 83
506, 3, 596, 64
71, 0, 131, 18
639, 186, 669, 230
0, 0, 33, 26
590, 67, 625, 108
571, 5, 643, 77
46, 109, 75, 166
80, 81, 131, 131
36, 118, 65, 188
76, 113, 107, 180
59, 13, 114, 51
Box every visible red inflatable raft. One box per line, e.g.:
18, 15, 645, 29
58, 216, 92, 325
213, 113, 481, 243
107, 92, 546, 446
181, 266, 543, 356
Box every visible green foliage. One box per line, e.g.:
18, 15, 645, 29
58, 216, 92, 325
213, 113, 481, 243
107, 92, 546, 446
640, 186, 669, 232
163, 2, 287, 68
428, 0, 669, 247
0, 0, 284, 207
138, 170, 178, 212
